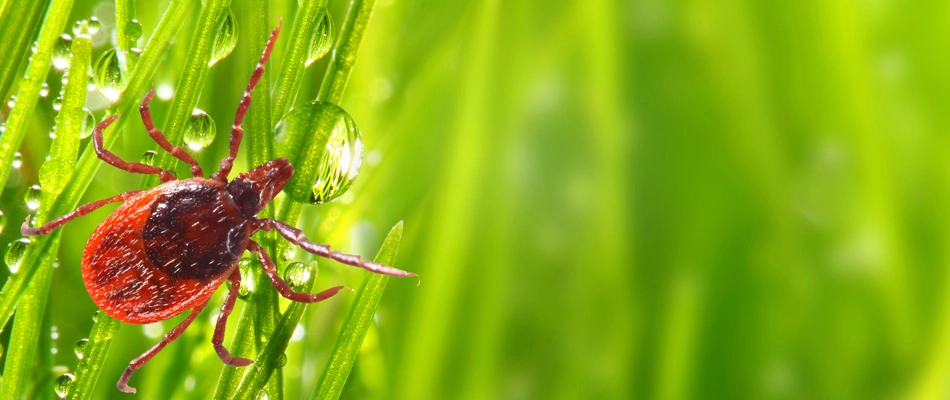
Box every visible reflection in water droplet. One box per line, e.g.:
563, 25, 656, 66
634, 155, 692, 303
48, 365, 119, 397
127, 19, 143, 40
6, 238, 30, 274
80, 108, 96, 139
12, 152, 22, 169
52, 34, 72, 71
140, 150, 158, 166
54, 373, 74, 398
25, 184, 42, 211
183, 109, 215, 151
93, 48, 125, 102
283, 262, 314, 290
305, 12, 334, 67
238, 258, 255, 299
74, 338, 88, 359
274, 102, 364, 204
209, 10, 238, 67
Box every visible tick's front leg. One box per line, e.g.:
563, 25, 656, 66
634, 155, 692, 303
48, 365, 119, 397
21, 190, 143, 236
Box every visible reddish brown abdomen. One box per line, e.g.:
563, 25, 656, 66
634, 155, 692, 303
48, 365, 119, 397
82, 179, 249, 324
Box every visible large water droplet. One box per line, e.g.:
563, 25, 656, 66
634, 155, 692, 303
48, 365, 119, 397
0, 210, 6, 234
25, 184, 42, 211
238, 258, 255, 299
209, 10, 238, 67
305, 12, 335, 67
93, 48, 124, 102
6, 238, 30, 274
183, 109, 215, 151
274, 102, 364, 204
87, 16, 101, 35
54, 373, 74, 398
127, 19, 143, 40
140, 150, 157, 166
80, 108, 96, 139
74, 338, 88, 359
52, 34, 72, 71
12, 152, 22, 169
282, 262, 314, 291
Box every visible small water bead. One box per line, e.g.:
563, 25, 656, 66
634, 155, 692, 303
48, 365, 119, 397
80, 108, 96, 139
87, 16, 101, 35
12, 152, 22, 169
92, 310, 100, 322
0, 210, 6, 234
209, 10, 238, 67
93, 48, 124, 102
277, 244, 296, 262
274, 102, 364, 204
52, 97, 62, 111
183, 109, 215, 151
238, 258, 255, 299
305, 11, 335, 67
6, 95, 15, 108
277, 352, 288, 368
140, 150, 158, 166
282, 262, 315, 291
25, 184, 42, 210
127, 19, 143, 40
40, 82, 49, 98
74, 338, 88, 359
52, 34, 72, 71
54, 373, 74, 398
6, 238, 31, 274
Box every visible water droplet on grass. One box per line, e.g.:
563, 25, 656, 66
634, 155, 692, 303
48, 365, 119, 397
87, 16, 101, 35
209, 10, 238, 66
25, 184, 42, 210
54, 373, 74, 398
12, 152, 22, 169
6, 238, 30, 273
74, 338, 88, 359
80, 108, 96, 139
238, 258, 255, 299
127, 19, 143, 40
40, 82, 49, 98
0, 210, 7, 234
52, 34, 72, 71
305, 12, 334, 67
93, 48, 124, 102
283, 262, 314, 291
184, 109, 215, 151
141, 150, 157, 166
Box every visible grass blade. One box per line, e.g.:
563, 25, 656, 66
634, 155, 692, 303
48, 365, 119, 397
0, 0, 50, 102
313, 221, 403, 400
65, 312, 120, 399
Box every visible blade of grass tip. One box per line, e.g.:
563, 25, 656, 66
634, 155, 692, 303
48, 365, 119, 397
233, 261, 318, 400
145, 0, 232, 187
271, 0, 329, 121
316, 0, 376, 105
114, 0, 137, 76
0, 0, 194, 338
313, 222, 403, 400
65, 311, 120, 400
0, 0, 74, 198
0, 24, 92, 400
0, 0, 51, 102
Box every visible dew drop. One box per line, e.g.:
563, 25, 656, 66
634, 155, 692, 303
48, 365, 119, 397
0, 210, 7, 234
305, 11, 335, 67
282, 262, 314, 291
12, 152, 22, 169
25, 184, 42, 211
87, 16, 101, 35
277, 245, 296, 262
92, 310, 100, 322
209, 10, 238, 67
54, 373, 74, 398
238, 258, 255, 299
40, 82, 49, 98
274, 102, 363, 204
80, 108, 96, 139
6, 95, 15, 108
74, 338, 88, 359
0, 343, 5, 359
127, 19, 143, 40
183, 109, 215, 151
52, 97, 62, 111
277, 352, 288, 368
52, 34, 72, 71
6, 238, 30, 274
140, 150, 158, 166
93, 48, 125, 102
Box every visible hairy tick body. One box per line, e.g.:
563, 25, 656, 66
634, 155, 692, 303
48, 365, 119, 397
20, 19, 415, 394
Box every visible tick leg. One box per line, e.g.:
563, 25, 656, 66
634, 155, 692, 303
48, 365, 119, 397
248, 240, 346, 303
94, 114, 177, 182
139, 89, 205, 178
213, 269, 253, 367
211, 19, 282, 182
117, 303, 207, 394
253, 218, 417, 278
21, 190, 143, 236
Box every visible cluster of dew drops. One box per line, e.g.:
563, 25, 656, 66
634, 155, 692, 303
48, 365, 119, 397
0, 8, 368, 397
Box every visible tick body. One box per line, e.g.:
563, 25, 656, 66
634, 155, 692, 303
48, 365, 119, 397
20, 19, 415, 394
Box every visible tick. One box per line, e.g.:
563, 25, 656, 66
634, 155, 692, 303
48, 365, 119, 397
20, 19, 415, 394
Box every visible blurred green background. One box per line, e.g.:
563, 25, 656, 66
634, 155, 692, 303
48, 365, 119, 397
4, 0, 947, 399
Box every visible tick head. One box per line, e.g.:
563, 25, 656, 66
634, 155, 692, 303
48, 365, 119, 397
226, 158, 294, 217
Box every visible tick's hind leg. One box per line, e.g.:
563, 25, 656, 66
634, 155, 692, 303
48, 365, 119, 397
247, 240, 346, 303
21, 190, 142, 236
211, 19, 282, 182
93, 115, 177, 182
212, 269, 253, 366
139, 90, 204, 178
117, 303, 207, 394
253, 218, 417, 278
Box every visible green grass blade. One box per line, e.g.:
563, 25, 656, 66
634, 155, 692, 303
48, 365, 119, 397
0, 0, 194, 338
316, 0, 376, 105
271, 0, 328, 121
0, 0, 50, 102
313, 221, 403, 400
65, 312, 120, 399
114, 0, 137, 76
